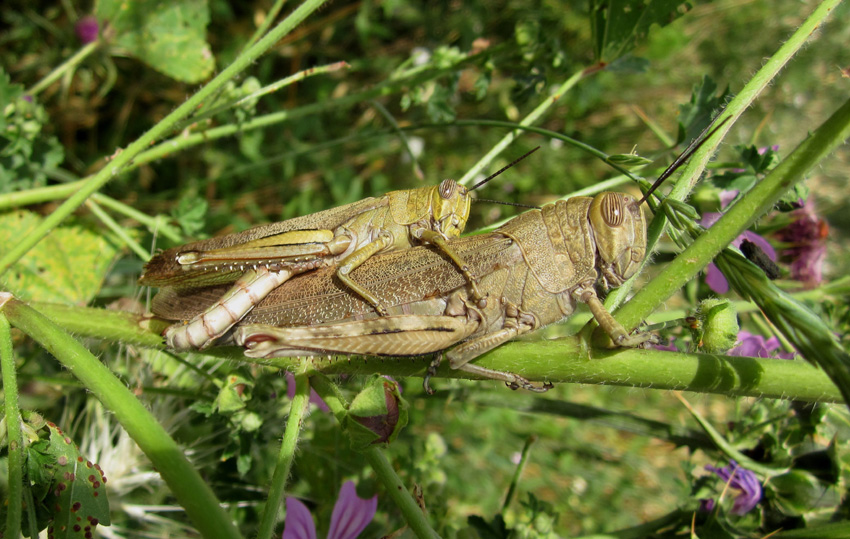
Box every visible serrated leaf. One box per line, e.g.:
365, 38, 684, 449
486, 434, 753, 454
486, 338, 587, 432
95, 0, 214, 83
0, 211, 120, 304
590, 0, 693, 63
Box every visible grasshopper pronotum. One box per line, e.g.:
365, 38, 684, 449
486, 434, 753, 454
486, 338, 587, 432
140, 149, 538, 350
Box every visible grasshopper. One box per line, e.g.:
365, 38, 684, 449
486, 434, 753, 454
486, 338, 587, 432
211, 120, 726, 392
140, 148, 538, 350
226, 190, 649, 392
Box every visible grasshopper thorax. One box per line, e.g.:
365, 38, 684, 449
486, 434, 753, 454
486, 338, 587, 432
431, 179, 472, 239
589, 192, 647, 288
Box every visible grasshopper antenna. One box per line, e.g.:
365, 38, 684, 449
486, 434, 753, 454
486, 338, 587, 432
469, 146, 541, 191
474, 198, 541, 210
637, 116, 731, 206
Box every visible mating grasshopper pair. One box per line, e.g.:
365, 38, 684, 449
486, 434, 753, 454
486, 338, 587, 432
141, 125, 720, 391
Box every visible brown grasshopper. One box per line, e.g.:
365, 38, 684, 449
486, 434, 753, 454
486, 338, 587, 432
225, 190, 649, 392
195, 120, 726, 392
140, 148, 538, 350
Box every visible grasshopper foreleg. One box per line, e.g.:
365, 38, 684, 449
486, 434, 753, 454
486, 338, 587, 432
573, 285, 658, 347
335, 231, 394, 316
416, 229, 483, 302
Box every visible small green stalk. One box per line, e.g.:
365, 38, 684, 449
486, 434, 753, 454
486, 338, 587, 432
0, 311, 23, 539
257, 372, 311, 539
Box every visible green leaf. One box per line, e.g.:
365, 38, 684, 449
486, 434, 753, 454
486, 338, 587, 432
26, 422, 111, 538
171, 194, 208, 237
590, 0, 693, 63
677, 75, 733, 145
0, 211, 120, 304
95, 0, 215, 83
0, 69, 65, 193
768, 470, 840, 517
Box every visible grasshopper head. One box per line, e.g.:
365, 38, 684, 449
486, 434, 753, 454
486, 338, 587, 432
589, 192, 647, 288
431, 179, 472, 239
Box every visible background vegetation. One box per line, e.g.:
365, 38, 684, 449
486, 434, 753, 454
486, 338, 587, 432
1, 0, 849, 537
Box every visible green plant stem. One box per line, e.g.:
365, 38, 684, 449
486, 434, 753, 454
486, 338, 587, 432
243, 0, 289, 52
0, 0, 327, 277
615, 95, 850, 332
0, 294, 241, 539
310, 374, 440, 539
257, 372, 310, 539
85, 199, 150, 261
123, 49, 493, 177
0, 311, 23, 539
0, 184, 183, 243
604, 0, 842, 314
501, 435, 536, 513
27, 300, 842, 403
457, 67, 586, 187
26, 41, 98, 96
173, 61, 351, 134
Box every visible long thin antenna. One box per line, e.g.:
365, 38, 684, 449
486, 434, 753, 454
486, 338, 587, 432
469, 146, 541, 191
474, 198, 541, 210
637, 116, 731, 206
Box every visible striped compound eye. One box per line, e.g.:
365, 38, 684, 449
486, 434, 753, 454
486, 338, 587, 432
438, 179, 458, 199
599, 192, 625, 227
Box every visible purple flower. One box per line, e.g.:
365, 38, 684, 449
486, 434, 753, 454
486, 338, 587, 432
283, 481, 377, 539
700, 190, 777, 294
653, 338, 679, 352
705, 460, 762, 515
776, 199, 827, 289
75, 15, 99, 44
728, 330, 793, 359
285, 372, 330, 413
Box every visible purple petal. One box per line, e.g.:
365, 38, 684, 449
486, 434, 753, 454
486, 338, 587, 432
285, 372, 330, 413
654, 338, 679, 352
705, 263, 729, 294
283, 497, 317, 539
728, 331, 769, 358
719, 190, 739, 209
328, 481, 377, 539
699, 212, 722, 229
75, 15, 99, 44
698, 498, 716, 513
737, 231, 776, 260
705, 460, 762, 516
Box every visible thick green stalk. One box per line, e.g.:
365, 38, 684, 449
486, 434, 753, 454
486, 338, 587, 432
615, 96, 850, 331
0, 294, 241, 539
0, 0, 327, 276
310, 374, 440, 539
604, 0, 843, 313
0, 312, 23, 539
26, 300, 842, 403
257, 372, 310, 539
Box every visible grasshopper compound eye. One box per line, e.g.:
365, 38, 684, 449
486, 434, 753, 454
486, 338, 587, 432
439, 179, 459, 199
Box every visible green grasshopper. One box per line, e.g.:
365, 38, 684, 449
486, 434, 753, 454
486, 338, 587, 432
140, 148, 538, 350
203, 121, 726, 392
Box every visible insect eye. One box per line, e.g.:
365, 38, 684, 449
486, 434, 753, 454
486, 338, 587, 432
600, 193, 625, 226
439, 179, 457, 199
